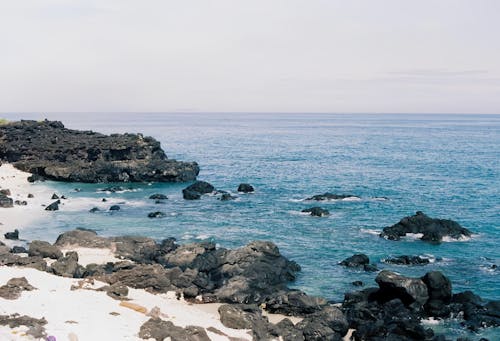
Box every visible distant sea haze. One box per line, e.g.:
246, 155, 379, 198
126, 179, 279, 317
7, 113, 500, 339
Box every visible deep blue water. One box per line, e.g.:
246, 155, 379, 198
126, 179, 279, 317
4, 113, 500, 338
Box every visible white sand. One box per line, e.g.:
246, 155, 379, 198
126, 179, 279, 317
0, 266, 253, 341
0, 164, 54, 237
59, 247, 122, 267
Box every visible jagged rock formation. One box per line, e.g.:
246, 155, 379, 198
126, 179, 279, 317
0, 120, 199, 183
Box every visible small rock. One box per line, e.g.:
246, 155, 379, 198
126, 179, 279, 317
51, 193, 59, 199
149, 194, 168, 200
45, 200, 60, 211
301, 207, 330, 217
148, 211, 166, 218
4, 229, 19, 240
89, 207, 100, 213
109, 205, 120, 211
27, 193, 34, 198
237, 183, 254, 193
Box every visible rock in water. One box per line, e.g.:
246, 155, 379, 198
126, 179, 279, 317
0, 120, 199, 183
375, 270, 429, 307
306, 192, 358, 201
148, 211, 166, 218
301, 207, 330, 217
45, 200, 60, 211
4, 229, 19, 240
380, 211, 472, 242
182, 181, 215, 200
237, 183, 254, 193
148, 194, 168, 200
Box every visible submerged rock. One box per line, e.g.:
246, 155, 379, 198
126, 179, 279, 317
0, 120, 199, 183
340, 254, 378, 272
301, 206, 330, 217
44, 200, 60, 211
148, 194, 168, 200
147, 211, 166, 218
380, 211, 472, 242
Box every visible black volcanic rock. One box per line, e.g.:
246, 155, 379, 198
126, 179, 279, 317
148, 211, 166, 218
148, 194, 167, 200
45, 200, 60, 211
0, 120, 199, 183
301, 206, 330, 217
237, 183, 254, 193
380, 211, 472, 242
182, 181, 215, 200
340, 254, 378, 272
4, 230, 19, 240
0, 193, 13, 208
306, 192, 358, 201
383, 255, 430, 265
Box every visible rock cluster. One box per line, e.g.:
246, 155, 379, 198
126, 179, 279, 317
0, 120, 199, 183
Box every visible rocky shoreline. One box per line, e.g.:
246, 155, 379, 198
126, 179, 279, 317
0, 226, 498, 340
0, 120, 498, 340
0, 120, 199, 183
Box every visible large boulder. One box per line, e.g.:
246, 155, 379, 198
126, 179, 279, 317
297, 306, 349, 341
54, 229, 112, 248
375, 270, 429, 308
265, 290, 327, 316
422, 271, 452, 317
28, 241, 62, 259
105, 264, 173, 293
50, 252, 84, 278
340, 254, 378, 272
380, 211, 472, 242
0, 120, 199, 183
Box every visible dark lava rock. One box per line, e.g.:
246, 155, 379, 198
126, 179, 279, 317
182, 189, 201, 200
265, 290, 328, 316
51, 193, 59, 199
147, 211, 166, 218
0, 314, 47, 339
139, 318, 210, 341
45, 200, 60, 211
0, 193, 13, 208
237, 183, 254, 193
11, 246, 27, 254
149, 194, 168, 200
182, 181, 215, 200
384, 255, 430, 265
54, 229, 112, 249
27, 193, 34, 198
28, 240, 62, 259
380, 211, 472, 242
112, 236, 159, 263
50, 251, 84, 278
375, 270, 429, 307
218, 304, 275, 340
297, 306, 349, 341
89, 207, 100, 213
306, 192, 358, 201
105, 264, 173, 293
340, 254, 378, 272
109, 205, 120, 211
4, 229, 19, 240
0, 189, 11, 196
100, 186, 124, 193
102, 282, 129, 300
301, 207, 330, 217
0, 277, 36, 299
218, 193, 237, 201
352, 281, 363, 287
0, 119, 199, 183
422, 271, 452, 317
14, 200, 27, 206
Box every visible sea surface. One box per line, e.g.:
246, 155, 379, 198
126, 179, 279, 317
4, 113, 500, 338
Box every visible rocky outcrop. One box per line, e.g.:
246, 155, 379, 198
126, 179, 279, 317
0, 120, 199, 183
0, 314, 47, 339
301, 207, 330, 217
28, 241, 62, 259
380, 211, 472, 242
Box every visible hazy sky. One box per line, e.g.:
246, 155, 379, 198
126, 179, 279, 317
1, 0, 499, 114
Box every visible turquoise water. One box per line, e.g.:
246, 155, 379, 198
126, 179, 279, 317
4, 113, 500, 336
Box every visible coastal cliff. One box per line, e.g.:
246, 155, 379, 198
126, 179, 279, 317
0, 120, 199, 183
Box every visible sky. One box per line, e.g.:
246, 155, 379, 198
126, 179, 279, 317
0, 0, 499, 114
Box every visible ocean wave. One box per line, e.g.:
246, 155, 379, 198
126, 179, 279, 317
360, 228, 382, 236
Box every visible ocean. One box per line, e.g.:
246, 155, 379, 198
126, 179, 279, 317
3, 113, 499, 338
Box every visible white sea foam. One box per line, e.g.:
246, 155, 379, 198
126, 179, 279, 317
361, 228, 382, 236
405, 233, 424, 240
288, 210, 312, 216
341, 196, 362, 202
441, 235, 472, 242
421, 317, 441, 325
196, 234, 210, 240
